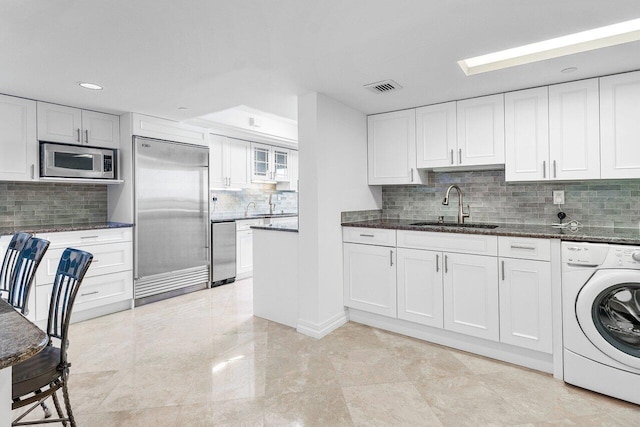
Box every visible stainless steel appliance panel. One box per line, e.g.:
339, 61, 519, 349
211, 222, 236, 283
41, 142, 116, 179
134, 137, 209, 280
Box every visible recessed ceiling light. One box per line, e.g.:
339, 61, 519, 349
458, 17, 640, 76
561, 67, 578, 73
78, 82, 103, 90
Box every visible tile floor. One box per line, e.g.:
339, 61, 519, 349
14, 278, 640, 426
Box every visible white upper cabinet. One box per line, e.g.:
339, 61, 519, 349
416, 102, 457, 168
0, 94, 38, 182
367, 110, 426, 185
456, 94, 505, 167
37, 102, 120, 148
250, 142, 291, 183
81, 110, 120, 149
505, 87, 550, 182
548, 79, 600, 180
131, 113, 209, 146
600, 71, 640, 179
37, 102, 82, 144
210, 134, 251, 188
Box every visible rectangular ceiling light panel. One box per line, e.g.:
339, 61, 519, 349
458, 18, 640, 75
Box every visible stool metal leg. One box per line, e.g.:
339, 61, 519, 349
52, 392, 67, 427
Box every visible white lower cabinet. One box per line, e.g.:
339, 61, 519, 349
237, 229, 254, 277
343, 242, 396, 317
396, 248, 443, 328
443, 252, 499, 341
499, 258, 552, 353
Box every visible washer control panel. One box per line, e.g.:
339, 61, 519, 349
562, 242, 609, 266
604, 246, 640, 269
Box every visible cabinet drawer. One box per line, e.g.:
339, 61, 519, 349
36, 241, 133, 285
498, 237, 550, 261
36, 270, 133, 321
397, 231, 497, 256
342, 227, 396, 247
236, 219, 263, 231
36, 228, 132, 249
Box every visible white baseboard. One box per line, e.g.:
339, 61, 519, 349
349, 308, 554, 374
297, 310, 348, 339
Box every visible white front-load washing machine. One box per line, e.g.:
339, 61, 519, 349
562, 241, 640, 404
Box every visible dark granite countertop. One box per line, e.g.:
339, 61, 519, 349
341, 219, 640, 245
211, 213, 298, 223
251, 222, 299, 233
0, 300, 48, 370
0, 221, 134, 237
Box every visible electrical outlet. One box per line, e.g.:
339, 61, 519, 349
553, 190, 565, 205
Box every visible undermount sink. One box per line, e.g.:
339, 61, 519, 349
410, 222, 499, 229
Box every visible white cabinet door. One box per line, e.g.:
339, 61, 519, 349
82, 110, 120, 149
209, 134, 226, 187
396, 248, 443, 328
227, 139, 251, 188
289, 150, 299, 191
272, 147, 291, 182
443, 253, 499, 341
549, 79, 600, 180
251, 142, 273, 182
236, 229, 254, 277
505, 87, 550, 182
37, 102, 83, 145
456, 94, 505, 166
343, 243, 396, 317
0, 95, 38, 182
368, 110, 424, 185
499, 258, 552, 353
600, 71, 640, 179
416, 102, 457, 168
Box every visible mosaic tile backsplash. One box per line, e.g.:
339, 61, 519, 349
210, 183, 298, 218
0, 182, 107, 227
380, 170, 640, 229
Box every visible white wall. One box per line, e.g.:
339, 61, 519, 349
297, 92, 382, 337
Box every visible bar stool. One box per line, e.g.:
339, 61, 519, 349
0, 232, 32, 302
6, 237, 50, 316
11, 248, 93, 427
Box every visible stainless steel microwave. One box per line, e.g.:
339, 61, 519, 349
40, 142, 116, 179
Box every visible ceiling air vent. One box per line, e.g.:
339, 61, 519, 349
364, 79, 402, 94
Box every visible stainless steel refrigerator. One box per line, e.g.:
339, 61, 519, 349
133, 137, 209, 306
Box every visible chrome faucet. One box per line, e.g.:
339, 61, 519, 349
244, 201, 256, 217
268, 194, 276, 215
443, 184, 470, 224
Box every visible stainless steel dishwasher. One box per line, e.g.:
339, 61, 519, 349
211, 221, 236, 286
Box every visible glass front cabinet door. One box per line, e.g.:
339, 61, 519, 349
251, 143, 290, 182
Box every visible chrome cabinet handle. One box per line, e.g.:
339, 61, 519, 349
359, 234, 374, 237
80, 235, 99, 239
543, 160, 546, 178
81, 291, 99, 297
553, 160, 557, 178
410, 168, 414, 182
511, 245, 536, 250
76, 128, 80, 142
450, 149, 454, 165
444, 255, 448, 273
31, 164, 35, 179
436, 254, 439, 272
84, 129, 89, 143
390, 250, 394, 267
501, 260, 505, 280
458, 149, 462, 164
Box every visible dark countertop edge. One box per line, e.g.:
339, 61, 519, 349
0, 301, 48, 369
211, 213, 298, 223
251, 225, 299, 233
340, 221, 640, 245
0, 222, 134, 237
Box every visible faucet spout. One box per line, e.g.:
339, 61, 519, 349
442, 184, 470, 224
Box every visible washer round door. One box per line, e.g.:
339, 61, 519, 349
576, 270, 640, 370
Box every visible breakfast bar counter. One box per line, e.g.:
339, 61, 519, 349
0, 300, 48, 426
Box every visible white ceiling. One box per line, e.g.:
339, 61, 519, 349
2, 0, 640, 122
